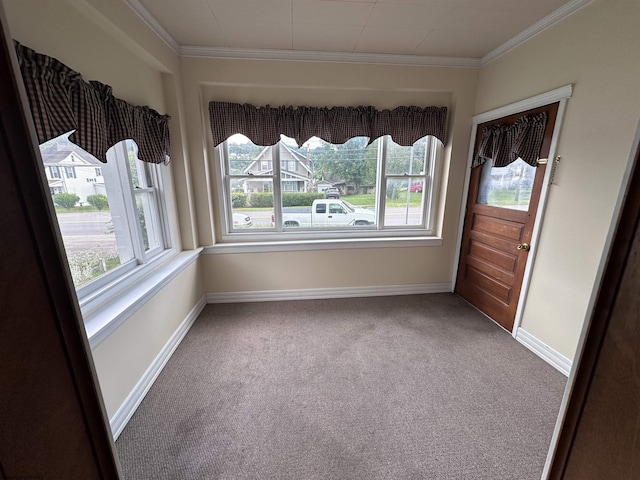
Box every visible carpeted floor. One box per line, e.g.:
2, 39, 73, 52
115, 294, 566, 480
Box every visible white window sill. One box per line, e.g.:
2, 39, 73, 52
204, 236, 442, 255
83, 248, 202, 349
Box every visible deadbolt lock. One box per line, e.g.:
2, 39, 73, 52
516, 243, 530, 252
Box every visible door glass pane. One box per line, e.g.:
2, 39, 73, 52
477, 158, 536, 211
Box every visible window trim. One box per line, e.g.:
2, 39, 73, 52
214, 135, 443, 243
43, 138, 174, 309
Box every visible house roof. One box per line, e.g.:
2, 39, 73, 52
40, 142, 103, 166
244, 142, 312, 176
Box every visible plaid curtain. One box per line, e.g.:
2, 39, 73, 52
209, 102, 447, 147
14, 42, 170, 164
473, 112, 548, 168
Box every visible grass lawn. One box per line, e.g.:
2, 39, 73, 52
343, 193, 422, 208
54, 205, 109, 214
487, 189, 531, 206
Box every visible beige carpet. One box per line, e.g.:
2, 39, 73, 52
116, 294, 566, 479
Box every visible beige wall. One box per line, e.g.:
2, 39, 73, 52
475, 0, 640, 358
182, 57, 478, 292
3, 0, 203, 417
92, 260, 203, 417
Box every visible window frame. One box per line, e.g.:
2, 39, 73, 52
214, 134, 443, 243
41, 139, 174, 308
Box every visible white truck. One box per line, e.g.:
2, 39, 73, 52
273, 199, 376, 227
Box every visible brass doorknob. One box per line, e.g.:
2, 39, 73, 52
517, 243, 530, 251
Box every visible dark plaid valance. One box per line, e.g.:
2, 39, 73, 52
473, 112, 547, 168
209, 101, 447, 147
14, 42, 170, 164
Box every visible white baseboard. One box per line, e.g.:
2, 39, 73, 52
109, 294, 207, 440
207, 282, 452, 304
515, 328, 572, 376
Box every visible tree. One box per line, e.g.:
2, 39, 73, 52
311, 137, 377, 191
53, 192, 79, 211
86, 194, 109, 211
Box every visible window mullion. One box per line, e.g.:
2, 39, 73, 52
376, 136, 388, 229
114, 142, 146, 263
272, 143, 283, 232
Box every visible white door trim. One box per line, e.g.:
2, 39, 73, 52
451, 85, 573, 337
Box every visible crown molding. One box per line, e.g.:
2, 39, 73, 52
481, 0, 593, 66
122, 0, 179, 55
179, 45, 480, 67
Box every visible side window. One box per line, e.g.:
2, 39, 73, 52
316, 203, 326, 214
40, 135, 168, 292
329, 204, 345, 214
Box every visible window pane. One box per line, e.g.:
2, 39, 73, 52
231, 179, 274, 229
477, 158, 536, 211
135, 192, 161, 251
385, 136, 428, 175
279, 136, 377, 228
40, 135, 134, 288
384, 178, 425, 226
227, 134, 270, 176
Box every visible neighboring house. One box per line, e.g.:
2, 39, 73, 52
243, 142, 313, 193
40, 143, 106, 203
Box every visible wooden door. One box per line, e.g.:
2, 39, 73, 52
455, 103, 558, 331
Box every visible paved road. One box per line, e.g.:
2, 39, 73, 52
56, 211, 117, 253
237, 206, 423, 228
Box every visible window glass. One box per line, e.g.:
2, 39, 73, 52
39, 134, 166, 290
477, 157, 536, 211
219, 134, 441, 236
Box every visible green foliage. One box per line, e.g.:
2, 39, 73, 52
136, 202, 149, 250
227, 142, 265, 174
231, 192, 247, 208
53, 192, 79, 211
386, 183, 401, 201
310, 137, 377, 190
248, 192, 273, 208
282, 192, 324, 207
86, 194, 109, 211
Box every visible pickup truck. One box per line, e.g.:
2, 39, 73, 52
272, 199, 376, 227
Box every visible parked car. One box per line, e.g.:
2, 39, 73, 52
324, 187, 340, 199
409, 182, 423, 193
232, 213, 252, 228
272, 199, 375, 227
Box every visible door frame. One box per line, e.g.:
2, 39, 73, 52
452, 85, 573, 338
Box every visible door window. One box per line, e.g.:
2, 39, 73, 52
476, 158, 537, 211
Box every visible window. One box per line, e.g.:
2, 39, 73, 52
217, 133, 441, 239
40, 135, 169, 293
49, 166, 61, 178
64, 166, 76, 178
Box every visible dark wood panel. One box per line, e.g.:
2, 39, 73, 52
0, 8, 121, 479
548, 127, 640, 479
472, 213, 525, 241
467, 255, 516, 285
466, 266, 512, 303
469, 240, 518, 273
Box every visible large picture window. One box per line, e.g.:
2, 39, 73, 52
216, 133, 441, 239
40, 135, 169, 293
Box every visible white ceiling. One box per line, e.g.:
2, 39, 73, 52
129, 0, 586, 64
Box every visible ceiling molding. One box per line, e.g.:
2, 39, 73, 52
481, 0, 593, 66
122, 0, 180, 54
179, 45, 481, 68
